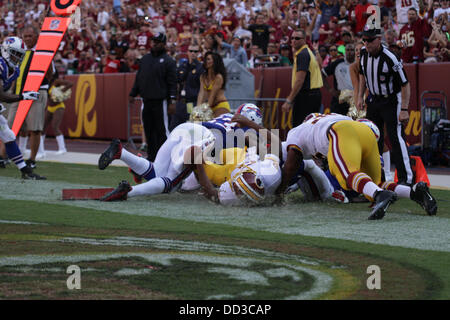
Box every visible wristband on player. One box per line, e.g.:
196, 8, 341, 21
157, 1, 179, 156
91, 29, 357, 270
401, 108, 409, 111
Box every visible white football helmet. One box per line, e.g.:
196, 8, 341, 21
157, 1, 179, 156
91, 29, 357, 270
235, 103, 263, 126
232, 170, 265, 203
357, 118, 380, 141
1, 37, 25, 69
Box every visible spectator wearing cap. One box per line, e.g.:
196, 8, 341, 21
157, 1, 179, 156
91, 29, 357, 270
129, 32, 177, 162
282, 29, 323, 127
280, 43, 293, 66
103, 49, 121, 73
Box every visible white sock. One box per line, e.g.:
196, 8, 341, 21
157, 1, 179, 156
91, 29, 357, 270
120, 148, 152, 176
128, 177, 165, 197
19, 136, 28, 152
394, 184, 411, 198
363, 181, 382, 200
383, 151, 391, 180
56, 134, 66, 151
39, 135, 45, 153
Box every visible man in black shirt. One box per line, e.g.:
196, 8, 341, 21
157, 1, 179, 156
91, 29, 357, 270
247, 14, 272, 54
357, 24, 413, 185
129, 33, 177, 162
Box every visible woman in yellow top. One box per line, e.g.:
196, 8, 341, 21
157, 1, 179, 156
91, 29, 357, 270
42, 78, 73, 155
197, 51, 231, 117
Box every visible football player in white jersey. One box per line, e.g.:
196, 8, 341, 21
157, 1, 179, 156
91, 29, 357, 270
276, 113, 437, 219
98, 122, 215, 201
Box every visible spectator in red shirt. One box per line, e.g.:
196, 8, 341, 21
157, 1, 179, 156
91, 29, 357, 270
103, 49, 121, 73
221, 7, 239, 33
399, 7, 432, 63
319, 16, 342, 45
136, 24, 153, 50
77, 51, 95, 73
73, 29, 91, 58
353, 0, 371, 33
274, 19, 293, 44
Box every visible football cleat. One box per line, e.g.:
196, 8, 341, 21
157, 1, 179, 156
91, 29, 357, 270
98, 139, 122, 170
100, 180, 131, 201
410, 182, 437, 216
25, 159, 36, 169
368, 190, 397, 220
21, 166, 46, 180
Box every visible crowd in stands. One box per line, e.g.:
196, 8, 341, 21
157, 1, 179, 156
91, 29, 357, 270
0, 0, 449, 75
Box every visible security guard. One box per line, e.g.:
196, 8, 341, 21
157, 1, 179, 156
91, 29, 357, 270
356, 24, 414, 185
173, 43, 204, 129
282, 29, 323, 127
129, 32, 177, 162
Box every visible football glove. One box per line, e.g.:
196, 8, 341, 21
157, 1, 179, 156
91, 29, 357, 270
21, 91, 40, 101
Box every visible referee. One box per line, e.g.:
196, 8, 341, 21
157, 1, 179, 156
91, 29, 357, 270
357, 24, 414, 185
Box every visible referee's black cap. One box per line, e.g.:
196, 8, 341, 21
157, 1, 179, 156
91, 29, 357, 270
362, 23, 381, 38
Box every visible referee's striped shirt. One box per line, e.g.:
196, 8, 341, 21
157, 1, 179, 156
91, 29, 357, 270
359, 44, 408, 97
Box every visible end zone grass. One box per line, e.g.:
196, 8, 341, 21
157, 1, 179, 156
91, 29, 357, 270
0, 162, 449, 299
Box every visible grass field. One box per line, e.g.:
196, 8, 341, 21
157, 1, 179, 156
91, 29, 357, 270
0, 161, 449, 300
